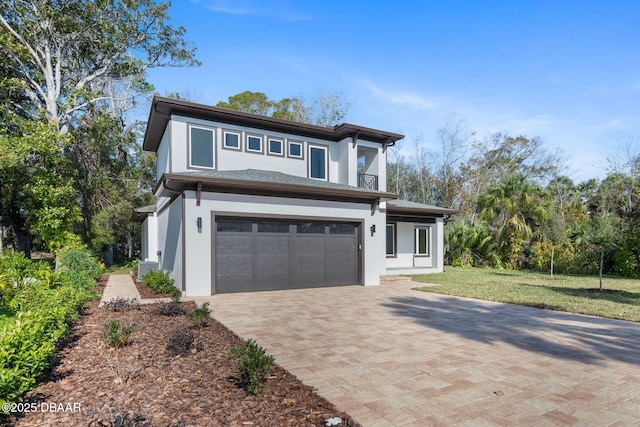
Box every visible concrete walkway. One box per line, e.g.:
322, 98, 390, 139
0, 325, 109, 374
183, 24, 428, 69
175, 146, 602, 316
102, 275, 640, 426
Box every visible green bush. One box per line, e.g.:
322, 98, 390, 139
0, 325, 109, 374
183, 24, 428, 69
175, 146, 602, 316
59, 244, 104, 290
142, 270, 177, 294
187, 302, 211, 329
0, 244, 96, 410
101, 320, 134, 348
230, 339, 275, 395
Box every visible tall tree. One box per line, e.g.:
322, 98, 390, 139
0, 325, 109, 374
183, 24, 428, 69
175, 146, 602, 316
216, 91, 350, 126
478, 173, 550, 268
0, 0, 199, 128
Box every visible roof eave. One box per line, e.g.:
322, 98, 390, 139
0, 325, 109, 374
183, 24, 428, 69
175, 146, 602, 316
157, 172, 398, 203
143, 96, 405, 152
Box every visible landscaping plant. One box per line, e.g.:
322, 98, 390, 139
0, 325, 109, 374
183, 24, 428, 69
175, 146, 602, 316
186, 302, 211, 329
101, 319, 134, 349
230, 339, 275, 395
142, 270, 177, 294
0, 248, 98, 410
165, 326, 202, 356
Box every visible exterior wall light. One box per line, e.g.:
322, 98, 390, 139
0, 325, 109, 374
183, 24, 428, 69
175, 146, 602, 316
197, 217, 202, 233
370, 224, 376, 236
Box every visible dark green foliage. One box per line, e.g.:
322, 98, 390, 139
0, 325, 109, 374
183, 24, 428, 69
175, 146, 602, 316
101, 320, 133, 349
165, 326, 202, 357
186, 302, 211, 329
0, 248, 95, 408
142, 270, 176, 294
230, 339, 275, 395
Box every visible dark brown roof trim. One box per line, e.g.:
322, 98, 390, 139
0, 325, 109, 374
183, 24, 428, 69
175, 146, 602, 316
131, 204, 157, 222
143, 96, 405, 152
386, 203, 458, 217
157, 172, 398, 205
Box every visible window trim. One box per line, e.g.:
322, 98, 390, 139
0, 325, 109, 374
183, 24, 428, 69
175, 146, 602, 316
267, 137, 284, 157
222, 129, 241, 151
287, 140, 304, 160
386, 223, 397, 257
308, 144, 328, 181
245, 134, 264, 154
414, 225, 430, 257
187, 124, 216, 170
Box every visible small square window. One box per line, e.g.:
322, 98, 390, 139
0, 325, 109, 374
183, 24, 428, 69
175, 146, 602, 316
246, 135, 263, 153
288, 141, 303, 158
268, 138, 283, 156
224, 131, 240, 150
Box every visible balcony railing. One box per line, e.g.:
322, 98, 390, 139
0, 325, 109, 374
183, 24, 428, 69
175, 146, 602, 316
358, 173, 378, 190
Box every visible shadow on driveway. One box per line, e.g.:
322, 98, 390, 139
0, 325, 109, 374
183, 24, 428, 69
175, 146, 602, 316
382, 294, 640, 366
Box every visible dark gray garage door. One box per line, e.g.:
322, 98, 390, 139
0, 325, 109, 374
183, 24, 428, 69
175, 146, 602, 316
215, 218, 360, 293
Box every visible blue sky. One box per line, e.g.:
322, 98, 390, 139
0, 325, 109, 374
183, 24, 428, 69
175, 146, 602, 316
146, 0, 640, 182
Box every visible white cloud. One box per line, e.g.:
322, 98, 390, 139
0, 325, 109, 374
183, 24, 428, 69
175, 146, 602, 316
190, 0, 313, 21
353, 78, 441, 111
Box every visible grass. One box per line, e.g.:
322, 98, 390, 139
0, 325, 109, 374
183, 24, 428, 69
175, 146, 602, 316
411, 267, 640, 322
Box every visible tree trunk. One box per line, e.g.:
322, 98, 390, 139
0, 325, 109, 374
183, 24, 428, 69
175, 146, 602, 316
16, 230, 31, 259
0, 226, 3, 254
599, 250, 604, 291
550, 245, 555, 279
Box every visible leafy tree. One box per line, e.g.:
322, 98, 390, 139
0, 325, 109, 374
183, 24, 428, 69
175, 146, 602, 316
0, 0, 199, 128
217, 91, 350, 126
585, 213, 621, 290
0, 116, 79, 254
478, 173, 550, 268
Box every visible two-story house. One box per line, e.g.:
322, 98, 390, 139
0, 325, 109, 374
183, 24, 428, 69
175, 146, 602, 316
133, 96, 455, 296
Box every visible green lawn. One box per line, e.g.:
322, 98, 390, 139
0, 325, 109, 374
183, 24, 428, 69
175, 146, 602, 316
411, 267, 640, 322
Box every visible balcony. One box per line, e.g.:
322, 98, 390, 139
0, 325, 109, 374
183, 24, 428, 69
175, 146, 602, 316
358, 173, 378, 190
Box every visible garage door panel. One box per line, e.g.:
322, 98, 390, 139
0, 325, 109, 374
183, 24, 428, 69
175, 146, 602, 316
215, 218, 359, 293
255, 235, 290, 290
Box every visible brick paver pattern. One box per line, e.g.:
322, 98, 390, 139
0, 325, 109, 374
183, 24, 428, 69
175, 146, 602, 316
208, 278, 640, 426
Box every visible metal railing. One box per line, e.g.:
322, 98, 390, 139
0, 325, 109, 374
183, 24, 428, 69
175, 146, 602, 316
358, 173, 378, 190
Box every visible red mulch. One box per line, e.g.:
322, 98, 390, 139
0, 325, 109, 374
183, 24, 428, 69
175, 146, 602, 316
3, 278, 359, 427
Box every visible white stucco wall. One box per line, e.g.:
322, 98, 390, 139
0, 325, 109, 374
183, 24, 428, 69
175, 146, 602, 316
385, 218, 445, 274
141, 213, 158, 262
156, 196, 183, 291
159, 115, 385, 189
181, 191, 386, 296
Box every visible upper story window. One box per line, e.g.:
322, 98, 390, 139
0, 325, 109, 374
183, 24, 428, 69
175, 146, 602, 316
189, 125, 215, 169
309, 145, 328, 180
223, 130, 241, 150
288, 141, 304, 159
268, 138, 284, 156
246, 134, 263, 153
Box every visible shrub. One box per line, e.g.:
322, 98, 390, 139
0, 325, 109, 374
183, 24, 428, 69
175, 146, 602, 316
165, 326, 202, 356
104, 297, 140, 312
186, 302, 211, 329
101, 320, 134, 349
0, 244, 96, 410
59, 244, 103, 291
142, 270, 177, 294
154, 299, 186, 317
230, 339, 275, 395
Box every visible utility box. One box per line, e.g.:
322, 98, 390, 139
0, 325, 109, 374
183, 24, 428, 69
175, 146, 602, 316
138, 261, 159, 280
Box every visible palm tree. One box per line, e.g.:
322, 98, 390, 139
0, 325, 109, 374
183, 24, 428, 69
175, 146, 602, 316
478, 173, 550, 268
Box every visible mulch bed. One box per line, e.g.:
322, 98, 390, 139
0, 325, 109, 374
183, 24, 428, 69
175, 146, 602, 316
3, 277, 359, 427
133, 275, 176, 299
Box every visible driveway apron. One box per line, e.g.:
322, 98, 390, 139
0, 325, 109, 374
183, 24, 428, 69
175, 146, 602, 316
211, 279, 640, 426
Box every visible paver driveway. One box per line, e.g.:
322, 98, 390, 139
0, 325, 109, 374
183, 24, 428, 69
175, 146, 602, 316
209, 278, 640, 426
